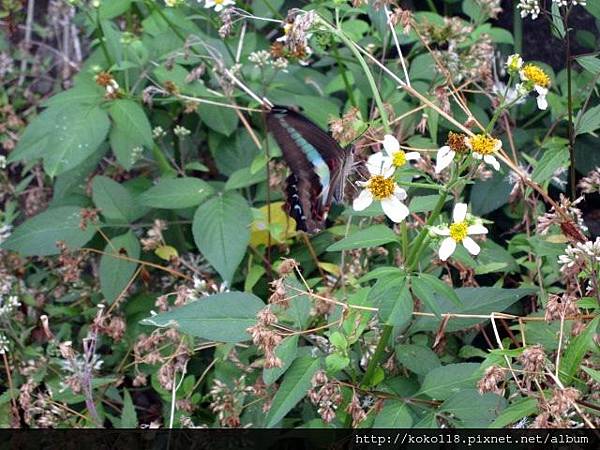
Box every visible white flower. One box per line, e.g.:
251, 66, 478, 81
0, 155, 6, 170
506, 54, 523, 73
382, 135, 421, 168
466, 134, 502, 171
431, 203, 488, 261
204, 0, 235, 12
534, 85, 548, 110
353, 153, 409, 223
519, 64, 551, 111
517, 0, 541, 19
435, 145, 455, 174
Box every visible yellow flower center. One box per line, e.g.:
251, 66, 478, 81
392, 150, 407, 167
214, 0, 224, 4
522, 64, 550, 88
449, 221, 468, 242
367, 175, 395, 200
469, 134, 498, 156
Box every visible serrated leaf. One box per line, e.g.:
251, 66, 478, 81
2, 206, 96, 256
140, 291, 264, 342
411, 287, 536, 333
120, 388, 138, 428
418, 363, 480, 400
99, 231, 140, 304
327, 225, 398, 251
263, 335, 299, 385
141, 177, 214, 209
192, 192, 251, 283
441, 389, 506, 427
559, 316, 599, 384
395, 344, 441, 375
576, 105, 600, 136
198, 104, 239, 136
44, 105, 110, 177
373, 400, 413, 428
92, 175, 137, 222
369, 276, 413, 328
265, 356, 321, 427
414, 273, 462, 308
490, 397, 538, 428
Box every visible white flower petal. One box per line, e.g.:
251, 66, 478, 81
493, 139, 502, 152
383, 135, 400, 156
453, 203, 468, 223
439, 237, 456, 261
472, 152, 483, 160
366, 152, 391, 176
462, 236, 481, 256
435, 146, 455, 173
431, 226, 450, 236
352, 189, 373, 211
394, 185, 408, 201
535, 88, 548, 110
467, 224, 488, 235
405, 151, 421, 161
380, 196, 409, 223
483, 154, 500, 171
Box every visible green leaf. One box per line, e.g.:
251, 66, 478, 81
265, 356, 321, 427
2, 206, 96, 256
99, 231, 140, 304
576, 55, 600, 75
550, 2, 566, 39
120, 388, 138, 428
44, 105, 110, 177
141, 177, 214, 209
490, 397, 538, 428
224, 166, 267, 191
197, 104, 239, 136
441, 389, 506, 427
327, 225, 398, 251
532, 141, 570, 184
409, 195, 450, 213
108, 100, 153, 169
369, 276, 413, 327
418, 363, 480, 400
414, 273, 462, 309
263, 335, 299, 385
576, 105, 600, 136
470, 170, 513, 216
92, 176, 136, 222
140, 291, 264, 343
411, 287, 536, 333
582, 366, 600, 383
373, 400, 413, 428
395, 344, 441, 376
192, 192, 251, 283
98, 0, 132, 20
586, 2, 600, 20
559, 316, 599, 384
42, 84, 104, 109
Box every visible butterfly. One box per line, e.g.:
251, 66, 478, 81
266, 106, 354, 233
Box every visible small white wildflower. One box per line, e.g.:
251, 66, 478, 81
431, 203, 488, 261
0, 155, 6, 169
517, 0, 541, 19
353, 153, 410, 223
466, 134, 502, 171
152, 126, 166, 139
519, 64, 551, 111
174, 125, 191, 137
0, 333, 9, 355
0, 224, 11, 245
203, 0, 235, 12
248, 50, 271, 68
506, 54, 523, 74
0, 295, 20, 318
379, 135, 421, 170
272, 57, 289, 71
130, 146, 143, 165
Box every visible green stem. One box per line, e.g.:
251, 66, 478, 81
425, 0, 438, 14
565, 10, 576, 200
406, 190, 448, 271
332, 45, 358, 109
397, 181, 443, 191
513, 6, 523, 55
326, 21, 391, 133
361, 325, 393, 387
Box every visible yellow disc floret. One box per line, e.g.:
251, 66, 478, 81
469, 134, 499, 156
522, 64, 550, 88
449, 221, 468, 242
367, 175, 395, 200
392, 150, 407, 167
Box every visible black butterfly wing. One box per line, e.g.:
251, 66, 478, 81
266, 107, 349, 232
